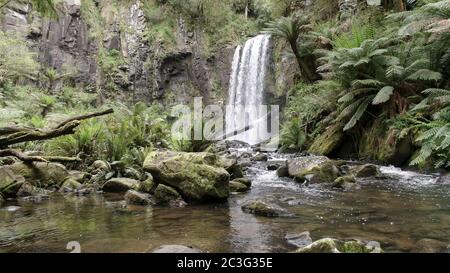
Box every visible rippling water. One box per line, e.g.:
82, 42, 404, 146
1, 155, 450, 253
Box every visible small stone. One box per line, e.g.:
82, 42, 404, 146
332, 175, 356, 188
59, 179, 83, 193
154, 184, 182, 205
91, 160, 111, 172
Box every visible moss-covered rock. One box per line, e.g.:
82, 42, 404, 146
90, 160, 111, 172
332, 175, 356, 189
241, 200, 288, 217
139, 174, 156, 194
8, 162, 69, 189
17, 182, 51, 197
124, 190, 153, 205
232, 178, 251, 187
287, 156, 330, 177
308, 124, 344, 156
102, 178, 140, 193
217, 154, 243, 179
0, 166, 26, 198
354, 164, 379, 178
143, 151, 230, 202
296, 238, 382, 253
59, 178, 83, 193
358, 120, 413, 166
294, 161, 341, 184
229, 181, 249, 193
154, 184, 181, 204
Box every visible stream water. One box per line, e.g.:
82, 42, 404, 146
1, 151, 450, 253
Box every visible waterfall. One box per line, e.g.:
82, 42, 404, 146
225, 34, 271, 145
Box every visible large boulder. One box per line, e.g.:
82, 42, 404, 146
241, 200, 289, 217
296, 238, 382, 253
353, 164, 380, 178
8, 162, 69, 189
102, 178, 140, 193
294, 161, 341, 184
287, 156, 330, 177
1, 167, 26, 198
143, 151, 230, 202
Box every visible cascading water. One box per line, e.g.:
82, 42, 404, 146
225, 34, 271, 145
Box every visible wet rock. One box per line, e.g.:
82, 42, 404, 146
412, 239, 449, 253
267, 164, 279, 171
332, 175, 356, 189
232, 178, 251, 188
139, 174, 156, 194
218, 154, 243, 179
285, 231, 313, 248
0, 166, 25, 198
149, 245, 204, 253
354, 164, 379, 178
241, 200, 289, 217
296, 238, 382, 253
287, 156, 330, 177
294, 161, 341, 184
17, 182, 51, 197
59, 178, 83, 193
252, 153, 268, 162
102, 178, 140, 193
276, 166, 289, 177
0, 195, 4, 206
229, 181, 249, 193
154, 184, 183, 205
143, 151, 229, 202
91, 160, 111, 173
8, 162, 69, 189
124, 190, 153, 205
69, 170, 89, 183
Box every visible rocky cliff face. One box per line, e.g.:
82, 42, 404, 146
1, 0, 234, 105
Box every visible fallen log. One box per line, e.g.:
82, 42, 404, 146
0, 149, 82, 163
0, 108, 113, 148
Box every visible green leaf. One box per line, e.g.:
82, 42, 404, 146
407, 69, 442, 81
373, 86, 394, 105
343, 98, 371, 131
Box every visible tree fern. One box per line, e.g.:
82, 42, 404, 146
373, 86, 395, 105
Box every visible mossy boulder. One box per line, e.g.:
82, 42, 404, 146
332, 175, 356, 189
143, 151, 230, 202
308, 124, 344, 156
353, 164, 380, 178
0, 166, 25, 198
241, 200, 288, 217
17, 182, 51, 197
124, 190, 153, 205
294, 161, 341, 184
102, 178, 140, 193
412, 239, 449, 253
154, 184, 181, 204
8, 162, 69, 189
287, 156, 330, 177
139, 174, 156, 194
232, 178, 251, 187
296, 238, 382, 253
229, 181, 249, 193
59, 178, 84, 193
